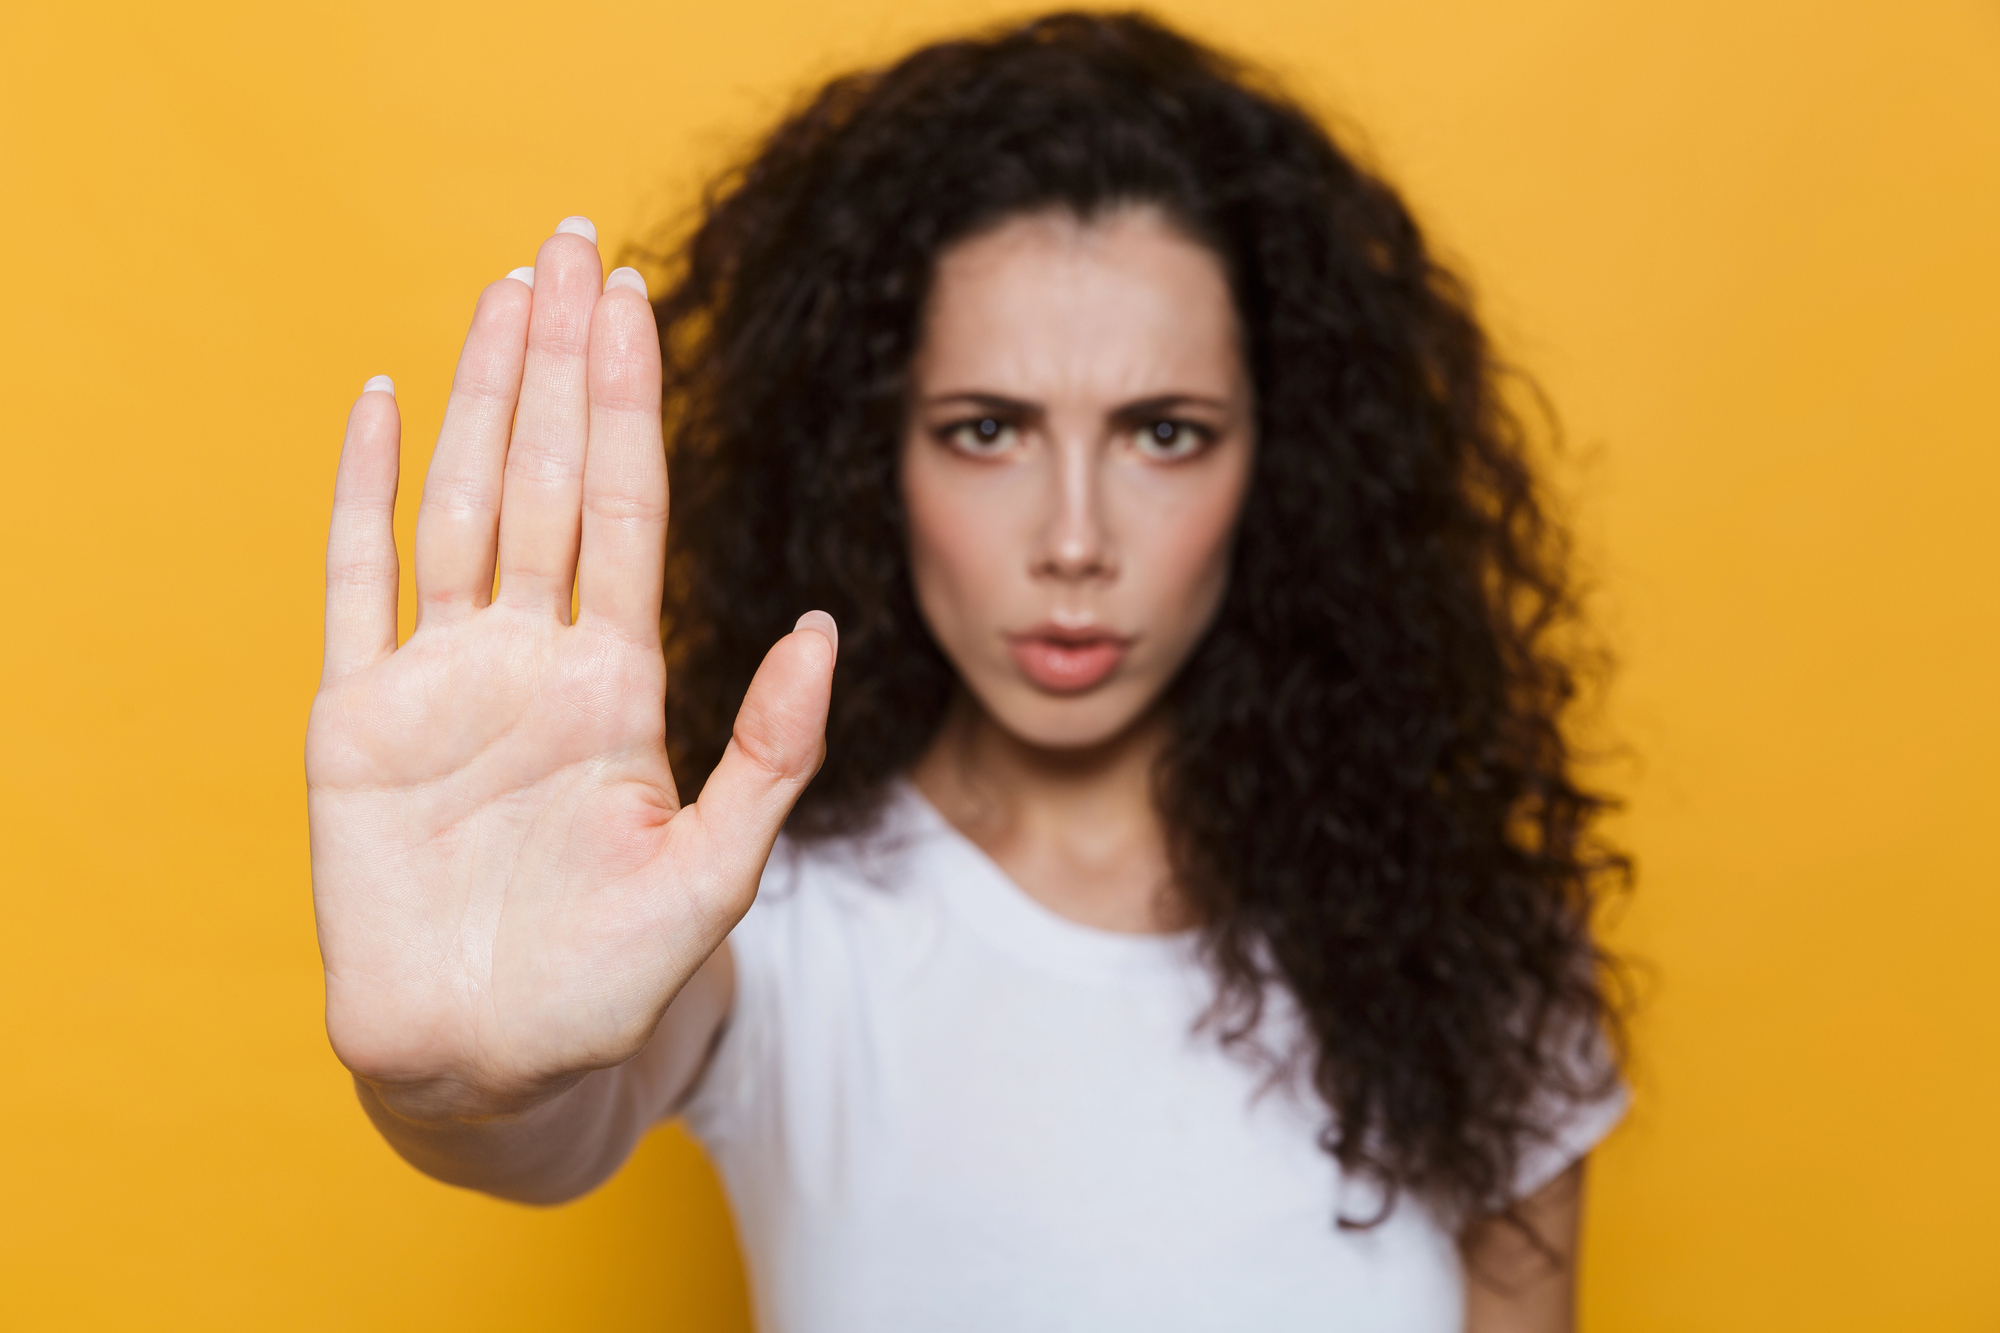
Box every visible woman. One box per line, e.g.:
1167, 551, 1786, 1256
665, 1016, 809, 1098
307, 12, 1629, 1330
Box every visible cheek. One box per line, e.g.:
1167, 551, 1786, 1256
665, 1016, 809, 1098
901, 448, 1023, 643
1119, 466, 1250, 643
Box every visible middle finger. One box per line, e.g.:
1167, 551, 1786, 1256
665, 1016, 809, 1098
493, 218, 603, 618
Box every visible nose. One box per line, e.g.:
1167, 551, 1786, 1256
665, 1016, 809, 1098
1031, 434, 1116, 582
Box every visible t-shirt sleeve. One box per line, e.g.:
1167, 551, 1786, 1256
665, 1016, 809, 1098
1509, 1077, 1630, 1201
1507, 1021, 1631, 1201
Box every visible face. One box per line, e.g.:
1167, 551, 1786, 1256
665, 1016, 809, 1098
901, 206, 1256, 751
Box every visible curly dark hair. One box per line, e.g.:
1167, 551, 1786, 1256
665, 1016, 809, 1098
649, 9, 1628, 1230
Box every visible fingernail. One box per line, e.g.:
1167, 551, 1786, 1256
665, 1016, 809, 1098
506, 266, 535, 288
604, 267, 647, 297
362, 375, 395, 397
793, 610, 838, 655
554, 216, 598, 245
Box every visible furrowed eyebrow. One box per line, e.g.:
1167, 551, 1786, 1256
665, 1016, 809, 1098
1109, 394, 1231, 421
920, 392, 1231, 420
918, 392, 1041, 419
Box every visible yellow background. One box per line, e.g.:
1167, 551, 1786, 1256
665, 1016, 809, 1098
2, 0, 1995, 1327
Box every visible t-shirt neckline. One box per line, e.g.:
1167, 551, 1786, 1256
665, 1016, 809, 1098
888, 780, 1204, 987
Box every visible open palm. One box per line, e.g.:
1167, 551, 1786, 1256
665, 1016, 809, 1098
305, 222, 833, 1119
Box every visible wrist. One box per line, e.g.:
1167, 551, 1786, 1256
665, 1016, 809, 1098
356, 1067, 586, 1129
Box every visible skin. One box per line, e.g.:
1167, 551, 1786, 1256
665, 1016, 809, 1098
903, 207, 1254, 933
308, 208, 1583, 1328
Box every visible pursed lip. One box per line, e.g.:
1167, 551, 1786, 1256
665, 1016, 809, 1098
1004, 623, 1133, 694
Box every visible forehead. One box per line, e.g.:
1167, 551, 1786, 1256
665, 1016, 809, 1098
914, 206, 1243, 398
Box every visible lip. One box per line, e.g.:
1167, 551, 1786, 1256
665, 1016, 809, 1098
1005, 624, 1133, 694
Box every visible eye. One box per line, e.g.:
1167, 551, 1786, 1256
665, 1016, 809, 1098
941, 416, 1021, 457
1132, 419, 1212, 461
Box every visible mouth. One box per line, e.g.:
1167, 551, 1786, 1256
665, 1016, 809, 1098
1005, 625, 1132, 694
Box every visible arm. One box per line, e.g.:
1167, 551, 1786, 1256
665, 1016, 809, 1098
307, 221, 828, 1203
353, 942, 735, 1205
1462, 1160, 1587, 1333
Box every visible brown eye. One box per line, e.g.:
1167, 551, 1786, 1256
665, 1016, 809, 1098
1133, 419, 1209, 460
944, 417, 1020, 456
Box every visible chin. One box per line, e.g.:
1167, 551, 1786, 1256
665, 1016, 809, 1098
982, 683, 1156, 752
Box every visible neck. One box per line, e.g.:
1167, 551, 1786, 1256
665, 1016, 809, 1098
908, 691, 1190, 934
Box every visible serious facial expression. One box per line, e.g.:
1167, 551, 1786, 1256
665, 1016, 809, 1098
901, 205, 1256, 750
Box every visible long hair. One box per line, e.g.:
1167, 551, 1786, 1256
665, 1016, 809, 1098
650, 9, 1628, 1228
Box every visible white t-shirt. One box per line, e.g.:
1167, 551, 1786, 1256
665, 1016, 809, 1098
682, 784, 1625, 1333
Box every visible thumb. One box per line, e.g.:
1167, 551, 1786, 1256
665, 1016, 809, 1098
683, 611, 838, 883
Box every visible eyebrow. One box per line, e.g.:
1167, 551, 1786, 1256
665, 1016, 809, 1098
917, 391, 1233, 418
918, 391, 1040, 418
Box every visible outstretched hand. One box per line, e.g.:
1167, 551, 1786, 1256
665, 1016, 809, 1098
306, 219, 834, 1122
